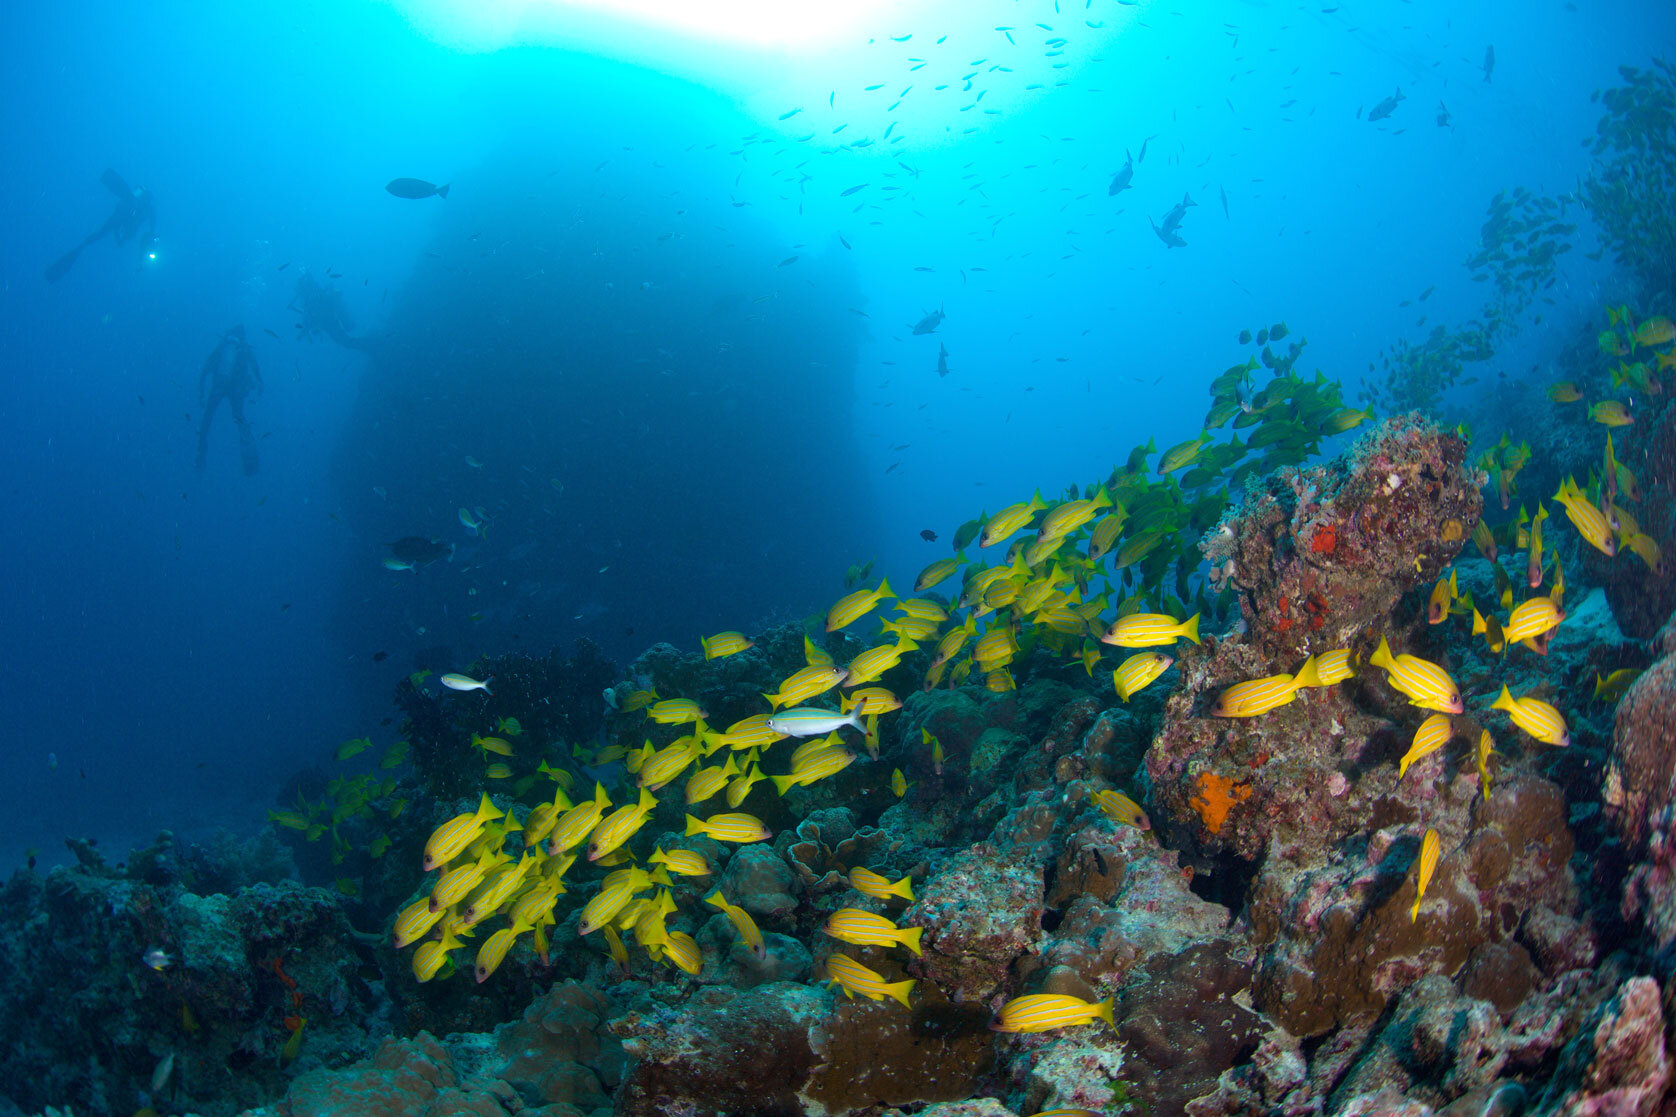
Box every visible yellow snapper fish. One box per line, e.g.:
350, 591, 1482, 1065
647, 698, 707, 726
1094, 788, 1150, 830
578, 866, 652, 935
392, 897, 444, 948
771, 743, 857, 794
1304, 648, 1357, 687
979, 492, 1047, 547
827, 578, 896, 632
704, 891, 765, 958
471, 734, 514, 757
1476, 729, 1498, 801
849, 866, 914, 901
638, 738, 704, 791
473, 923, 528, 983
1112, 653, 1172, 701
431, 849, 509, 912
1100, 612, 1201, 648
1087, 513, 1125, 562
1369, 637, 1463, 713
890, 768, 908, 797
1527, 503, 1548, 588
1553, 478, 1616, 556
1426, 571, 1457, 625
764, 663, 850, 708
1588, 400, 1633, 427
822, 908, 924, 955
825, 953, 916, 1008
914, 552, 967, 593
663, 930, 703, 975
1547, 382, 1583, 403
412, 929, 464, 982
991, 993, 1114, 1033
1491, 685, 1570, 746
845, 638, 918, 686
1411, 828, 1441, 922
1624, 531, 1664, 576
843, 687, 903, 716
1397, 714, 1452, 779
1594, 668, 1643, 703
649, 846, 710, 877
685, 756, 739, 805
588, 787, 660, 861
727, 763, 767, 807
1038, 488, 1113, 541
546, 783, 611, 855
1212, 657, 1318, 717
700, 631, 754, 660
685, 812, 772, 843
1502, 596, 1565, 643
423, 793, 504, 871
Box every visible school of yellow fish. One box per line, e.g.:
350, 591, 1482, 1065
380, 308, 1658, 1035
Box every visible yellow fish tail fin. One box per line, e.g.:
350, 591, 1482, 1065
1369, 636, 1394, 672
476, 793, 504, 823
770, 775, 797, 796
1292, 655, 1321, 690
886, 978, 916, 1010
1410, 896, 1421, 922
876, 576, 896, 601
703, 890, 727, 912
683, 814, 705, 837
1180, 613, 1202, 645
890, 875, 915, 901
1095, 997, 1115, 1026
1471, 609, 1487, 636
900, 925, 924, 957
1491, 685, 1515, 713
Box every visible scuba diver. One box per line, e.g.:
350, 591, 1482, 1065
44, 168, 156, 282
196, 326, 263, 476
289, 272, 373, 350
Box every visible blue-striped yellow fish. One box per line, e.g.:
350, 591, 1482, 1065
1112, 653, 1172, 701
991, 993, 1113, 1033
1411, 828, 1440, 922
685, 812, 772, 843
848, 866, 914, 901
825, 953, 915, 1008
1397, 714, 1452, 779
1491, 685, 1570, 746
1369, 637, 1462, 713
1100, 612, 1200, 648
822, 908, 923, 955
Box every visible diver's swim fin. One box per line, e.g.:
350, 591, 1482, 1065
99, 167, 132, 197
43, 246, 81, 283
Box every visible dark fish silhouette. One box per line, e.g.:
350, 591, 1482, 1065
912, 308, 945, 335
936, 343, 951, 378
388, 536, 453, 565
1108, 150, 1133, 195
1483, 45, 1495, 83
1368, 87, 1405, 122
920, 529, 938, 542
386, 178, 450, 200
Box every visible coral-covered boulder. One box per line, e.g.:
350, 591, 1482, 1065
1204, 413, 1482, 663
907, 844, 1043, 1003
1536, 976, 1671, 1116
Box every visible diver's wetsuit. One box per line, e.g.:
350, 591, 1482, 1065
44, 169, 155, 282
197, 329, 262, 476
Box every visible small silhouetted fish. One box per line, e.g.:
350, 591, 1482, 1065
913, 308, 945, 335
372, 651, 389, 662
920, 529, 938, 542
886, 461, 902, 473
1108, 150, 1133, 195
1483, 45, 1496, 83
276, 262, 289, 271
1368, 87, 1405, 122
386, 177, 450, 200
263, 328, 279, 339
936, 343, 951, 378
779, 256, 798, 266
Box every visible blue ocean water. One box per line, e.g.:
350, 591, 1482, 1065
1, 0, 1666, 874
